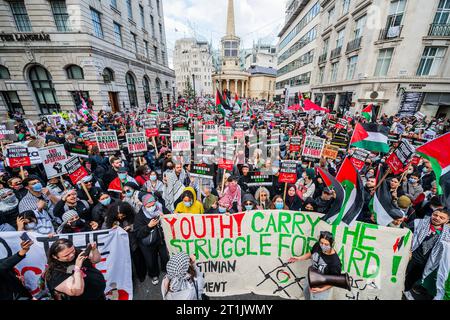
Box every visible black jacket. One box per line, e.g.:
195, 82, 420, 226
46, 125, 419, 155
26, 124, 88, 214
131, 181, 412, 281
285, 195, 303, 211
54, 200, 91, 221
0, 253, 32, 300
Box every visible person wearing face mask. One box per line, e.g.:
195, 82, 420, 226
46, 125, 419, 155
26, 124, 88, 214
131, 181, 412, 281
7, 177, 27, 201
288, 231, 342, 300
216, 198, 231, 214
402, 172, 424, 202
107, 166, 138, 199
57, 210, 99, 234
419, 161, 436, 192
54, 189, 91, 222
134, 194, 169, 285
91, 193, 116, 226
123, 182, 144, 213
242, 193, 258, 212
0, 188, 20, 231
18, 177, 60, 218
269, 195, 288, 210
174, 187, 204, 214
143, 171, 164, 194
16, 208, 54, 236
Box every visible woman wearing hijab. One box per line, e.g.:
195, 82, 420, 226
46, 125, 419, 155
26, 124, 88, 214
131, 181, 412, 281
161, 252, 205, 300
285, 184, 303, 211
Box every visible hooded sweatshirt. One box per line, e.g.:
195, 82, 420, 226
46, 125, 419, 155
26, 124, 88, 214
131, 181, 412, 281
174, 187, 204, 214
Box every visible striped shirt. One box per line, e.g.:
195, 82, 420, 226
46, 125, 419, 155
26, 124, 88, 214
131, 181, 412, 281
18, 191, 55, 217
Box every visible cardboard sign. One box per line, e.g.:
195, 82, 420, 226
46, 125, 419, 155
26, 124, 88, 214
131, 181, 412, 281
203, 124, 219, 146
302, 136, 325, 159
143, 118, 159, 137
126, 132, 148, 154
38, 145, 68, 178
335, 118, 348, 130
159, 121, 171, 136
279, 160, 298, 184
67, 143, 89, 158
96, 131, 119, 152
171, 130, 191, 152
386, 140, 415, 175
190, 162, 215, 179
6, 145, 30, 168
349, 148, 370, 171
24, 119, 37, 137
247, 171, 273, 187
0, 120, 17, 141
322, 144, 339, 160
289, 137, 302, 152
219, 127, 234, 143
64, 156, 88, 185
218, 158, 234, 171
82, 132, 97, 147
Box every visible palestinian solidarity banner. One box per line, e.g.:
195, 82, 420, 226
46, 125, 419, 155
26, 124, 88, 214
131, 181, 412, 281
38, 145, 68, 178
126, 132, 148, 154
64, 156, 88, 185
0, 229, 133, 300
6, 145, 31, 168
96, 131, 119, 152
161, 211, 411, 300
302, 136, 325, 159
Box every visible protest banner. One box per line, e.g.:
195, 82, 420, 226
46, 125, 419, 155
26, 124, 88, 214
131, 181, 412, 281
190, 162, 215, 179
322, 144, 339, 160
423, 129, 437, 141
0, 120, 17, 141
143, 118, 159, 137
247, 171, 273, 187
349, 148, 370, 171
96, 131, 119, 153
161, 211, 411, 300
24, 119, 38, 137
38, 145, 68, 178
0, 228, 133, 300
126, 132, 148, 155
279, 160, 298, 184
386, 140, 415, 175
233, 122, 247, 139
289, 137, 302, 152
67, 142, 89, 158
171, 130, 191, 152
6, 145, 30, 168
302, 136, 325, 159
64, 156, 88, 185
219, 126, 234, 143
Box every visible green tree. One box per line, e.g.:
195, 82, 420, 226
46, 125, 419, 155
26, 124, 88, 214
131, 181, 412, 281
183, 78, 195, 100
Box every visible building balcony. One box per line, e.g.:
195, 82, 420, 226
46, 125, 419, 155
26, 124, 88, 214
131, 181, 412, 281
346, 37, 362, 53
378, 25, 403, 41
330, 47, 342, 60
428, 23, 450, 37
318, 53, 327, 64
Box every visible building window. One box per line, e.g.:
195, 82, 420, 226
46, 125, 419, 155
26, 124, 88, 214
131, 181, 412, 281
156, 0, 161, 16
416, 47, 446, 76
342, 0, 351, 15
0, 65, 10, 79
131, 33, 138, 52
29, 65, 59, 114
224, 41, 238, 57
113, 22, 123, 47
144, 40, 149, 57
374, 48, 394, 76
154, 46, 158, 62
161, 50, 165, 64
346, 55, 358, 80
159, 23, 163, 42
66, 65, 84, 79
126, 0, 133, 19
330, 62, 339, 82
70, 91, 90, 110
143, 77, 151, 104
140, 5, 145, 28
433, 0, 450, 24
318, 66, 325, 84
354, 15, 366, 39
90, 8, 103, 38
1, 91, 24, 114
327, 6, 335, 26
10, 1, 32, 32
50, 1, 71, 32
126, 72, 138, 107
102, 68, 114, 82
336, 28, 346, 48
387, 0, 406, 27
150, 15, 155, 36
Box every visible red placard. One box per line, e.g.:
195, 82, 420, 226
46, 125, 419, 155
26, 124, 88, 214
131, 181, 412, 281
9, 157, 31, 168
278, 172, 297, 184
7, 146, 31, 168
386, 153, 406, 175
218, 159, 234, 171
145, 128, 160, 138
350, 157, 365, 171
234, 130, 244, 139
386, 140, 415, 174
410, 155, 421, 166
68, 166, 88, 185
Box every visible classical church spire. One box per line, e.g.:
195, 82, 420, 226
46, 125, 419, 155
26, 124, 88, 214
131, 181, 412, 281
226, 0, 235, 36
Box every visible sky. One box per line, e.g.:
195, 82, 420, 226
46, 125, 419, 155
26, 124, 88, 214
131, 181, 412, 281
164, 0, 287, 68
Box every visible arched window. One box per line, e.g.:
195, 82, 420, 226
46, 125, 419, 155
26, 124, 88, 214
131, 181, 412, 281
0, 65, 10, 79
165, 80, 169, 89
29, 65, 59, 114
66, 65, 84, 79
155, 78, 162, 105
126, 72, 138, 107
103, 68, 114, 82
143, 76, 151, 105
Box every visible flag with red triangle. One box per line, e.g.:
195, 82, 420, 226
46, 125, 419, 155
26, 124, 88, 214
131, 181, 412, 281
318, 168, 345, 222
362, 104, 376, 122
350, 123, 390, 153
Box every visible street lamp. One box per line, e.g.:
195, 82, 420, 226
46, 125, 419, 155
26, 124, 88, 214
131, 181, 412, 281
192, 74, 196, 98
172, 80, 176, 105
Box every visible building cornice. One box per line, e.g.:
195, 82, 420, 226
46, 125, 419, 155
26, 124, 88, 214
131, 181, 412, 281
278, 0, 311, 37
352, 0, 373, 17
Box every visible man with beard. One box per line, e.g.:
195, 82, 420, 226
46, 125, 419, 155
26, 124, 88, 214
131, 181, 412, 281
0, 188, 19, 231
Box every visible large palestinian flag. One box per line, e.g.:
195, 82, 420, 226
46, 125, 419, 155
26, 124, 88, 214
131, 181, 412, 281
361, 104, 376, 122
370, 164, 404, 226
350, 123, 390, 153
328, 157, 364, 226
318, 168, 345, 223
416, 132, 450, 209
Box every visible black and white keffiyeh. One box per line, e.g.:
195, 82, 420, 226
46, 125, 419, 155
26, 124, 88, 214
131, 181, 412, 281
166, 252, 191, 292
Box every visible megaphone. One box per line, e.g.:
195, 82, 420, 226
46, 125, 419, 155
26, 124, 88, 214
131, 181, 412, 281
308, 267, 352, 291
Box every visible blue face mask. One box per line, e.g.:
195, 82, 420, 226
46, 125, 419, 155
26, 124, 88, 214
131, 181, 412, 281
183, 201, 192, 208
218, 207, 227, 213
100, 197, 111, 206
275, 202, 284, 210
422, 168, 429, 174
150, 175, 157, 181
32, 183, 43, 192
118, 173, 127, 180
245, 205, 253, 211
126, 191, 133, 197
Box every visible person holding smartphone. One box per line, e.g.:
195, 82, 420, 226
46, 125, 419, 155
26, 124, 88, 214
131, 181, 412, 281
44, 239, 105, 300
0, 238, 34, 300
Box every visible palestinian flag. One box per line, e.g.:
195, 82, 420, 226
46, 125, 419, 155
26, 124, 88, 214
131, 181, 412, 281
350, 123, 390, 153
328, 157, 364, 225
362, 104, 376, 122
318, 168, 345, 223
216, 89, 232, 118
370, 164, 404, 226
416, 132, 450, 209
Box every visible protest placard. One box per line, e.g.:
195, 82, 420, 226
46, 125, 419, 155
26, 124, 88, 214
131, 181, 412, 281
203, 124, 219, 146
322, 144, 339, 160
24, 119, 37, 137
386, 140, 415, 174
159, 121, 171, 136
247, 171, 273, 187
126, 132, 148, 155
289, 137, 302, 152
38, 145, 68, 178
6, 145, 30, 168
82, 132, 97, 147
64, 156, 88, 185
67, 142, 89, 158
279, 160, 298, 184
0, 120, 17, 141
335, 118, 348, 130
143, 118, 159, 137
349, 148, 370, 171
302, 136, 325, 159
171, 130, 191, 152
161, 211, 411, 300
190, 162, 215, 179
96, 131, 119, 152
